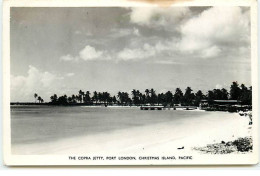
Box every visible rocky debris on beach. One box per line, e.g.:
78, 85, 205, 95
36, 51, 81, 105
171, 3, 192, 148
193, 137, 252, 154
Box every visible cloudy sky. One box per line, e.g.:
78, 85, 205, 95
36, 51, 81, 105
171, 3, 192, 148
10, 7, 251, 102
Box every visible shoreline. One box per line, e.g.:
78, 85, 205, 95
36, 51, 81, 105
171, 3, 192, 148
11, 111, 251, 155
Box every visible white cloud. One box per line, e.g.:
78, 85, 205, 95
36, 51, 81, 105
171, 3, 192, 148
60, 54, 76, 61
66, 73, 75, 77
11, 65, 64, 102
117, 39, 175, 61
74, 30, 82, 35
60, 7, 250, 63
128, 6, 250, 60
60, 45, 110, 62
201, 46, 221, 58
79, 45, 104, 61
117, 43, 156, 61
129, 7, 191, 27
109, 27, 141, 38
178, 7, 250, 58
154, 60, 179, 65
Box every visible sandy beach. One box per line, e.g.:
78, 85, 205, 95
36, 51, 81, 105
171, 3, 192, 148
12, 109, 252, 155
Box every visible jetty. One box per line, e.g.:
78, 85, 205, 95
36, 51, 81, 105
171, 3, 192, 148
140, 106, 197, 110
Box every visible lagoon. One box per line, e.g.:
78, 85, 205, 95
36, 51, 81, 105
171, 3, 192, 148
11, 105, 208, 144
11, 105, 248, 155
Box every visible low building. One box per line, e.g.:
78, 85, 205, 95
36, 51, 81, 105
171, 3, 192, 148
199, 100, 242, 112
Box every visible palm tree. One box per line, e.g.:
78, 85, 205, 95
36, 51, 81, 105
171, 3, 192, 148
136, 90, 141, 105
165, 91, 173, 106
63, 94, 68, 103
76, 95, 81, 103
71, 94, 76, 103
239, 84, 251, 105
221, 88, 229, 100
92, 91, 98, 104
141, 94, 146, 105
50, 94, 58, 104
207, 90, 215, 105
145, 89, 150, 96
157, 93, 165, 105
68, 97, 73, 104
123, 92, 130, 105
145, 89, 150, 104
40, 98, 44, 103
34, 93, 38, 103
213, 89, 223, 100
117, 91, 123, 105
174, 88, 183, 105
37, 96, 42, 103
78, 90, 84, 103
98, 92, 103, 103
150, 88, 157, 105
103, 92, 110, 105
84, 91, 91, 103
184, 87, 193, 105
131, 89, 137, 105
194, 90, 204, 106
112, 96, 117, 104
230, 81, 241, 100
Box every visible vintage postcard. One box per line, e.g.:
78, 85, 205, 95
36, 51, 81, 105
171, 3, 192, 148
2, 0, 259, 165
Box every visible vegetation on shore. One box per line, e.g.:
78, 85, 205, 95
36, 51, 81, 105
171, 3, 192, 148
34, 93, 44, 103
193, 137, 253, 154
36, 81, 251, 106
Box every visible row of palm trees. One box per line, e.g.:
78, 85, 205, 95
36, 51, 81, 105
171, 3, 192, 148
33, 93, 44, 103
46, 82, 252, 106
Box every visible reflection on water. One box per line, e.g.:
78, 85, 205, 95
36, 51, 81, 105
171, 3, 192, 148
11, 105, 209, 145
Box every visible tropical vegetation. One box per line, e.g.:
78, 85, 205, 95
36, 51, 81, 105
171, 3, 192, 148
33, 93, 44, 103
43, 81, 251, 106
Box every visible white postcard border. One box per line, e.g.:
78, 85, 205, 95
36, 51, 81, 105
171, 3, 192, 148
2, 0, 259, 166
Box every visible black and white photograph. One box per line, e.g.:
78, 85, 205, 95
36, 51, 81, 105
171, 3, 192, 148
2, 0, 258, 165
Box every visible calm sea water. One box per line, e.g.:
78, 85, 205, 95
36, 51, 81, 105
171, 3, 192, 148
11, 106, 211, 145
